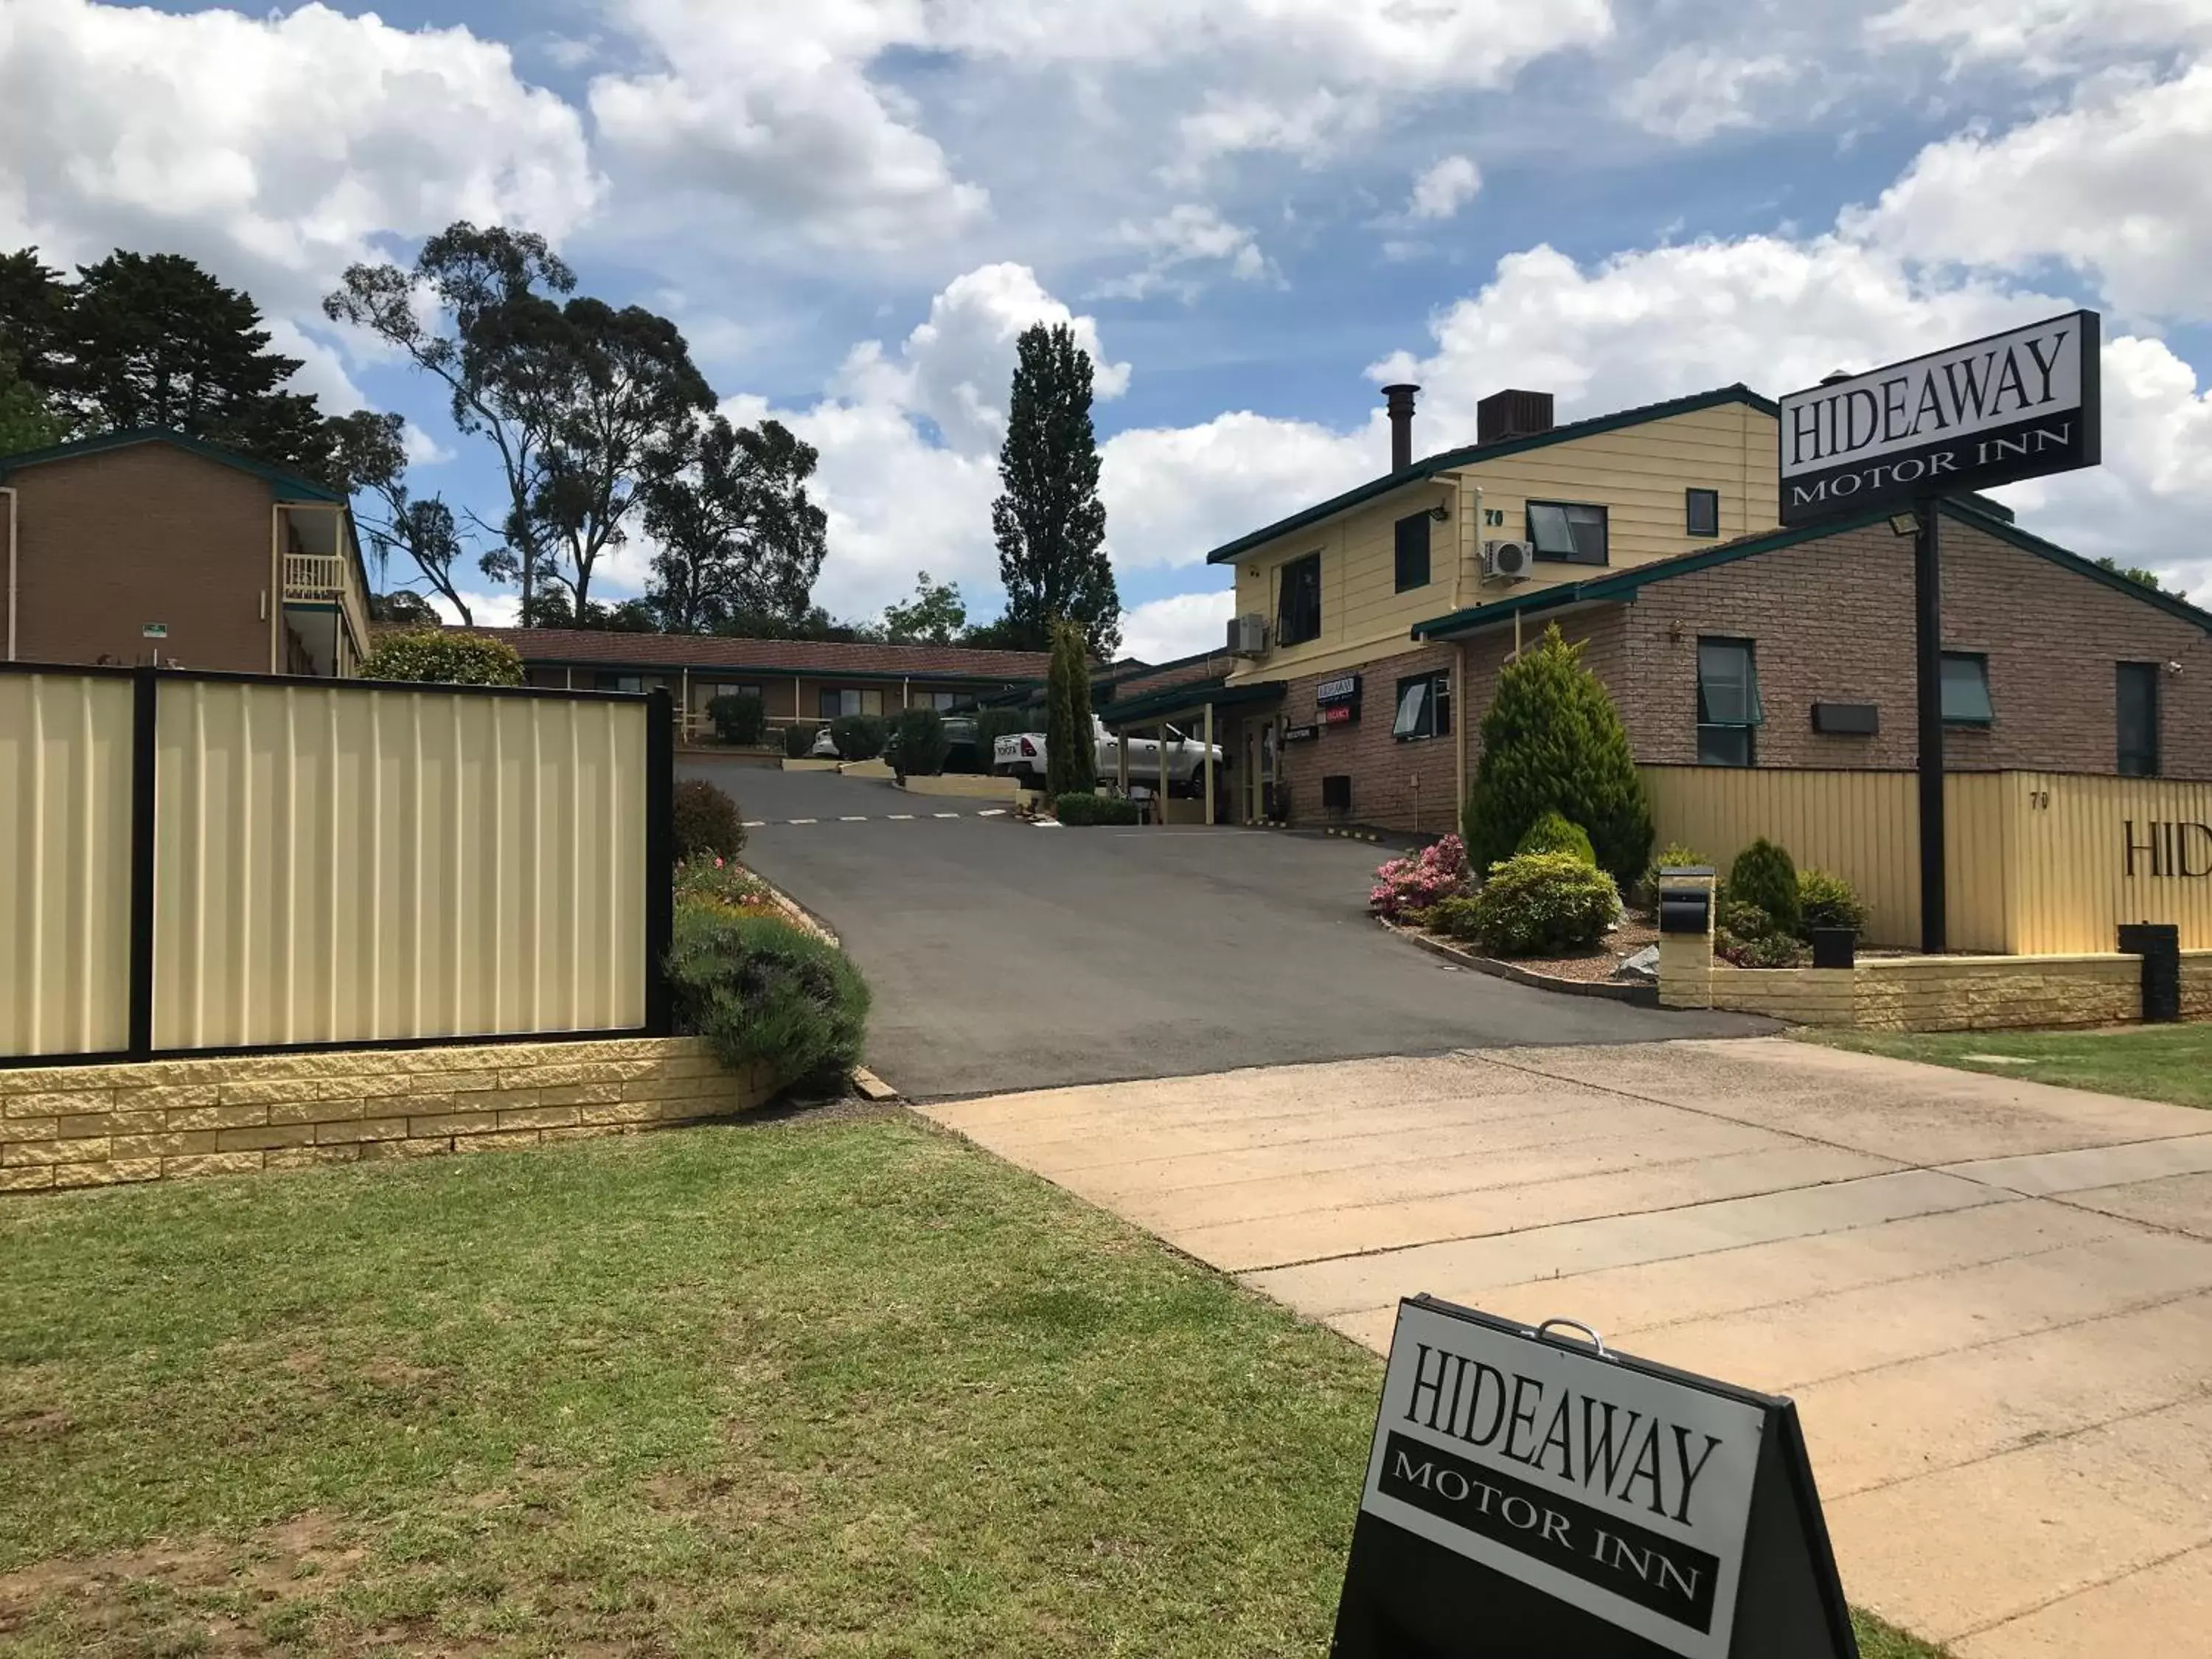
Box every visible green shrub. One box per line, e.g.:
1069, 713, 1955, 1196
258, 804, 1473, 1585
673, 855, 772, 911
891, 706, 950, 776
1726, 838, 1801, 936
783, 723, 814, 759
359, 629, 524, 686
707, 692, 768, 745
830, 713, 887, 761
1638, 841, 1705, 907
1514, 810, 1596, 866
672, 778, 746, 861
1056, 791, 1141, 826
1720, 899, 1772, 941
667, 906, 870, 1091
1461, 625, 1653, 886
1797, 867, 1868, 937
1425, 894, 1486, 940
1461, 852, 1621, 958
1722, 931, 1809, 969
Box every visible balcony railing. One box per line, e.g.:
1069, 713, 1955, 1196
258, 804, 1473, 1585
282, 553, 347, 602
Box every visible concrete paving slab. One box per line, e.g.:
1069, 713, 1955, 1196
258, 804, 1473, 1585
2065, 1170, 2212, 1241
1243, 1168, 2002, 1318
1939, 1133, 2212, 1197
1494, 1037, 2211, 1164
1823, 1394, 2212, 1644
1176, 1144, 1894, 1270
1952, 1541, 2212, 1658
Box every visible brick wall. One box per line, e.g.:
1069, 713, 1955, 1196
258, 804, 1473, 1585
1273, 641, 1460, 833
0, 1037, 775, 1194
1612, 519, 2212, 775
1666, 950, 2212, 1031
7, 444, 278, 672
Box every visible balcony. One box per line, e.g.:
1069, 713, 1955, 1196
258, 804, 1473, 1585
282, 552, 348, 602
277, 534, 372, 678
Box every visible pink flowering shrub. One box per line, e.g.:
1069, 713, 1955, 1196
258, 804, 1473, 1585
1368, 835, 1470, 917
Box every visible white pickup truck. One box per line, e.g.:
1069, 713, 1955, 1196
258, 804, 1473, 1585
993, 715, 1221, 796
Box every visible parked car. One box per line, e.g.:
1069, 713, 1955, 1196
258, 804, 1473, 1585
992, 715, 1220, 796
807, 726, 841, 759
941, 715, 983, 773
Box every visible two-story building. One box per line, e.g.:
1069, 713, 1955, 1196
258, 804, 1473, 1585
0, 429, 372, 677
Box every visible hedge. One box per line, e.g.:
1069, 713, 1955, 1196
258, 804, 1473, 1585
667, 905, 870, 1091
359, 630, 524, 686
1056, 792, 1141, 826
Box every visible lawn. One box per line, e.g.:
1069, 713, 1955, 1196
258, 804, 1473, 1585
1802, 1021, 2212, 1110
1, 1110, 1944, 1658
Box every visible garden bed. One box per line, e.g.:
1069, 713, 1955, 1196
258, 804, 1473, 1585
1383, 914, 1660, 1004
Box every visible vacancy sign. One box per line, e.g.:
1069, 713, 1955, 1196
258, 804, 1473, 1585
1332, 1298, 1857, 1659
1778, 310, 2100, 526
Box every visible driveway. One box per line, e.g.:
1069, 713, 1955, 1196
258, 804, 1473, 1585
681, 758, 1767, 1098
924, 1038, 2212, 1658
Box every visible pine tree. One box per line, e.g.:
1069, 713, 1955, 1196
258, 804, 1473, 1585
992, 323, 1120, 655
1462, 625, 1653, 885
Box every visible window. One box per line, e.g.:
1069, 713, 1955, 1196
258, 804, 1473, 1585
1695, 637, 1761, 768
917, 689, 961, 712
1394, 512, 1432, 592
818, 687, 886, 718
2118, 662, 2160, 777
1392, 671, 1452, 741
1276, 552, 1322, 645
703, 681, 762, 705
1526, 501, 1608, 565
1940, 653, 1994, 726
597, 672, 644, 694
1686, 488, 1720, 538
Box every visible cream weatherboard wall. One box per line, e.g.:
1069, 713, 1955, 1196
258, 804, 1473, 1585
150, 679, 647, 1051
1228, 401, 1779, 685
0, 670, 134, 1058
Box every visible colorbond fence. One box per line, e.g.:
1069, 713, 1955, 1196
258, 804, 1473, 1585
1644, 765, 2212, 954
1, 664, 672, 1065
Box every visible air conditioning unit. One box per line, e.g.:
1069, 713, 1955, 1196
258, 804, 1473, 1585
1226, 613, 1268, 656
1484, 540, 1536, 581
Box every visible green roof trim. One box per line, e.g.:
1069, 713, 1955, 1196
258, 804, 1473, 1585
1099, 676, 1284, 728
1410, 498, 2212, 641
0, 427, 347, 503
1203, 384, 1779, 567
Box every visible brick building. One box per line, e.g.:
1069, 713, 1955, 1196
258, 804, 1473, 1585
0, 429, 371, 676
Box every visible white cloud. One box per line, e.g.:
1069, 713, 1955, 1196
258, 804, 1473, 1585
1120, 588, 1236, 663
1407, 156, 1482, 221
1848, 65, 2212, 321
1173, 89, 1380, 172
1619, 48, 1798, 142
0, 0, 598, 300
1865, 0, 2212, 76
1100, 411, 1377, 570
1099, 204, 1272, 299
401, 423, 455, 467
429, 590, 521, 629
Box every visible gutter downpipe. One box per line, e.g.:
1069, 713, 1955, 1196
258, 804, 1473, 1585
4, 486, 16, 660
1450, 478, 1481, 835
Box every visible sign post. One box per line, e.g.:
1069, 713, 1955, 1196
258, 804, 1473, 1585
1779, 311, 2101, 954
1333, 1297, 1857, 1658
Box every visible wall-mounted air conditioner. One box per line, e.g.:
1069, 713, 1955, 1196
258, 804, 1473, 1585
1227, 613, 1268, 656
1484, 540, 1535, 581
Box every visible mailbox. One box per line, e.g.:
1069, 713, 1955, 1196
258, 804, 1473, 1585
1656, 865, 1716, 937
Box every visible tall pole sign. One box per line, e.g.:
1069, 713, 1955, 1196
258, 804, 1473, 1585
1778, 312, 2101, 953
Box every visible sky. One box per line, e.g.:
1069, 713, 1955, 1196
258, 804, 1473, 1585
4, 0, 2210, 661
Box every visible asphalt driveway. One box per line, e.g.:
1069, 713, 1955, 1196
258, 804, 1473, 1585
681, 758, 1767, 1098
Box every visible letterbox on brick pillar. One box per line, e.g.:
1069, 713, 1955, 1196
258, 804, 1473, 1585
2118, 922, 2182, 1023
1657, 866, 1717, 1010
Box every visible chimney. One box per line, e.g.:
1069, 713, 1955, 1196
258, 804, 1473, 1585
1477, 389, 1555, 445
1382, 383, 1419, 472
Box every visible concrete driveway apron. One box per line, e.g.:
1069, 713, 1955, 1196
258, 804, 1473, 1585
925, 1036, 2212, 1658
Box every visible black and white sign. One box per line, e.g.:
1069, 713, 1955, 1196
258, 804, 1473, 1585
1778, 311, 2099, 525
1333, 1298, 1857, 1659
1317, 673, 1362, 705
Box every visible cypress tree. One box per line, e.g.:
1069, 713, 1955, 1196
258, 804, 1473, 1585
1045, 619, 1081, 798
1061, 620, 1098, 793
992, 322, 1121, 655
1463, 624, 1653, 885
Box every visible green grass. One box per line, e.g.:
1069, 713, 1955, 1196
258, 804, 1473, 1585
1802, 1022, 2212, 1109
0, 1113, 1946, 1657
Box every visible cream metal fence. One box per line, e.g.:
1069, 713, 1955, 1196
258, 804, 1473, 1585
0, 663, 672, 1065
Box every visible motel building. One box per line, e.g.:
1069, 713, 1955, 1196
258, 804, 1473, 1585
1103, 378, 2212, 959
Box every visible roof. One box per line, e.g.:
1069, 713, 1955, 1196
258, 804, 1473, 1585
484, 627, 1056, 684
1099, 675, 1284, 727
0, 427, 347, 504
1203, 384, 1781, 567
1409, 498, 2212, 641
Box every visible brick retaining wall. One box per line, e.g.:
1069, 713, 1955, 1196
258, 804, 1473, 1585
1663, 949, 2212, 1031
0, 1037, 775, 1194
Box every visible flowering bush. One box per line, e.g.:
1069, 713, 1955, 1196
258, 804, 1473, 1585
1369, 835, 1470, 917
674, 855, 776, 914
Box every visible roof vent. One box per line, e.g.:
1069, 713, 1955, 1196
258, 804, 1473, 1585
1478, 389, 1554, 445
1382, 383, 1419, 472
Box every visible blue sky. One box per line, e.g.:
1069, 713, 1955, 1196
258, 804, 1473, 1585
7, 0, 2211, 656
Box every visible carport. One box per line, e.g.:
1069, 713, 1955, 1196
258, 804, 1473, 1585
1099, 676, 1283, 825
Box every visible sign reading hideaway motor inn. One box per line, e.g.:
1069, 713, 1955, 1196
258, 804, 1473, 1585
1779, 310, 2100, 525
1332, 1298, 1857, 1658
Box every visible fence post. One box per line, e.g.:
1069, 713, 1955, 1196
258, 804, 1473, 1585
644, 688, 675, 1037
127, 667, 159, 1060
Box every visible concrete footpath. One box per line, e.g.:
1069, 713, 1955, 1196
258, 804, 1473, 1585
924, 1037, 2212, 1657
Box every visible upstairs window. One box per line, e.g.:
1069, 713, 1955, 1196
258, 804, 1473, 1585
1527, 501, 1608, 565
1394, 512, 1432, 592
1696, 637, 1761, 767
1940, 653, 1994, 726
1392, 671, 1452, 741
2118, 662, 2160, 777
1686, 488, 1720, 538
1277, 552, 1323, 646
